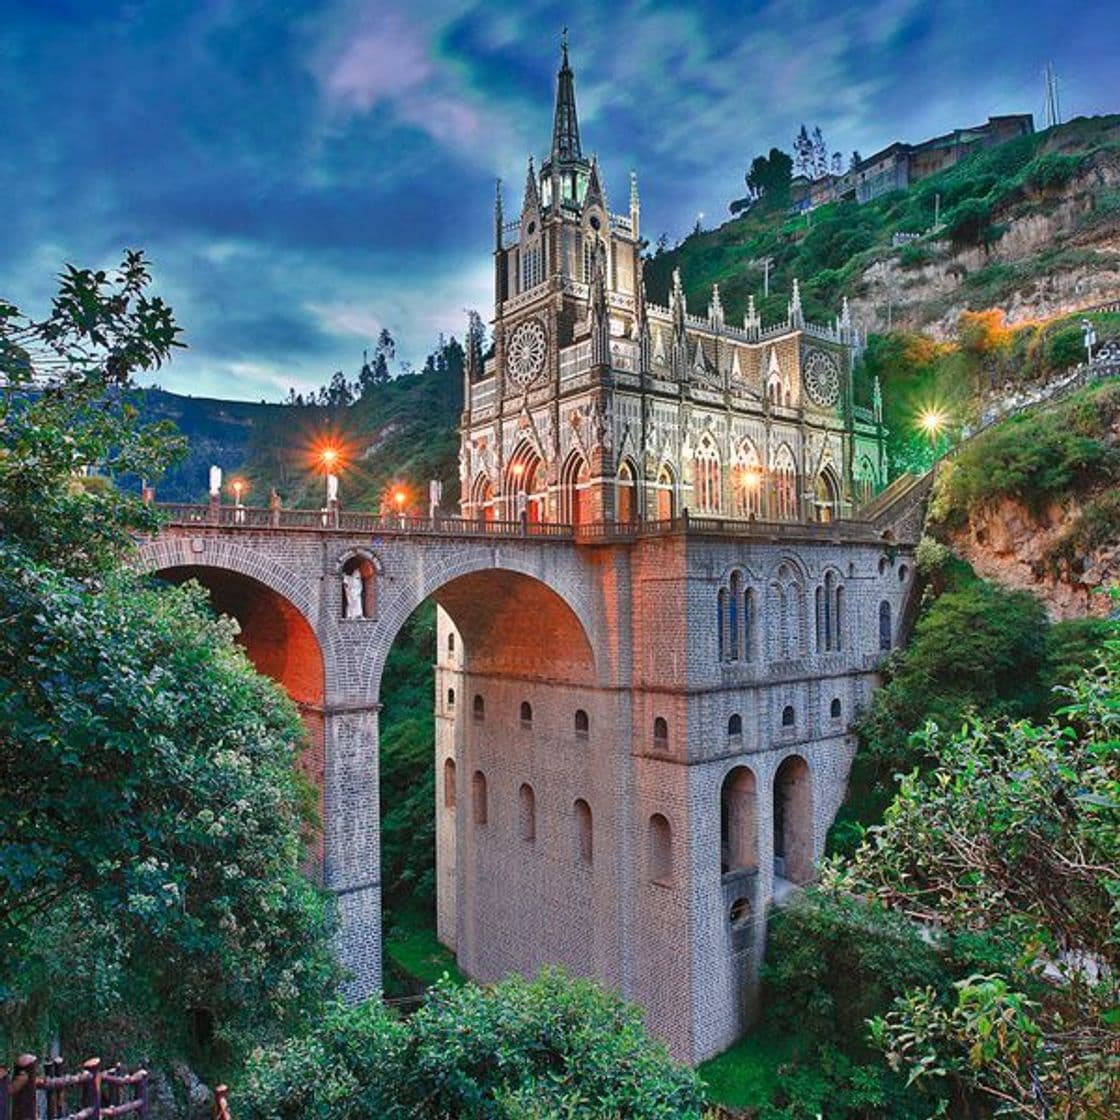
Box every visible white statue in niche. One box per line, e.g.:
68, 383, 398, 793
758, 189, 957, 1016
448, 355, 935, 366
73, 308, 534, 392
342, 569, 364, 619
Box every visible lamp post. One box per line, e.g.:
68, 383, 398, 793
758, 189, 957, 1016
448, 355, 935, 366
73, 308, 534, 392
232, 479, 246, 525
394, 487, 407, 528
320, 446, 340, 527
1082, 319, 1097, 365
918, 409, 946, 455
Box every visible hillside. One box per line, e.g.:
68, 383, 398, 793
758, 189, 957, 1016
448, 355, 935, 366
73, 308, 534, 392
646, 114, 1120, 338
145, 361, 462, 510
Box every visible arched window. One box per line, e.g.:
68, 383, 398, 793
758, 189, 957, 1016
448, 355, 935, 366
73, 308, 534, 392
573, 799, 593, 865
728, 713, 743, 739
729, 897, 752, 928
733, 440, 763, 519
770, 563, 805, 660
774, 755, 812, 884
855, 456, 877, 506
879, 600, 893, 651
653, 717, 668, 751
574, 709, 589, 740
772, 445, 798, 521
743, 587, 755, 660
520, 700, 533, 729
655, 464, 676, 521
447, 687, 455, 708
834, 585, 844, 652
519, 783, 536, 842
648, 813, 673, 883
472, 770, 488, 826
471, 473, 495, 524
443, 758, 457, 809
473, 694, 485, 722
504, 440, 546, 524
898, 564, 909, 583
720, 766, 758, 874
560, 451, 591, 527
694, 434, 721, 514
520, 240, 544, 291
830, 697, 842, 720
447, 632, 455, 654
616, 459, 638, 523
717, 586, 728, 661
781, 705, 795, 727
813, 468, 840, 523
817, 570, 843, 653
728, 571, 741, 660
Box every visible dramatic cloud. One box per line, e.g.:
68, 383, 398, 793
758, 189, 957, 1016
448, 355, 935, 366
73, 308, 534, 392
1, 0, 1117, 401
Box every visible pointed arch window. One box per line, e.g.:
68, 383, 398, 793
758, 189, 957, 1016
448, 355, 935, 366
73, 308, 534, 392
772, 445, 798, 521
733, 440, 763, 519
616, 459, 638, 523
817, 571, 844, 653
520, 241, 544, 291
694, 434, 721, 514
879, 600, 893, 651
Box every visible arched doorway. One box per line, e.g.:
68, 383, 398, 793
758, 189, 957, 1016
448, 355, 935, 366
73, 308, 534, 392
773, 755, 812, 885
504, 441, 546, 524
720, 766, 758, 875
616, 458, 638, 523
813, 467, 840, 523
560, 451, 591, 527
654, 463, 676, 521
470, 473, 495, 523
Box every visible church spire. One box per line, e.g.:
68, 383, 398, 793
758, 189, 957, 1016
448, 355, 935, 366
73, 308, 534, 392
551, 30, 582, 163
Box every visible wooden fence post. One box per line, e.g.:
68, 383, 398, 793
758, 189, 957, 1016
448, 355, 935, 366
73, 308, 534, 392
11, 1056, 36, 1120
80, 1059, 101, 1120
137, 1070, 149, 1119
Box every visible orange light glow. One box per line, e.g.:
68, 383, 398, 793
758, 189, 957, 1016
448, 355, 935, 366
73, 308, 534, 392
231, 478, 247, 499
394, 488, 407, 509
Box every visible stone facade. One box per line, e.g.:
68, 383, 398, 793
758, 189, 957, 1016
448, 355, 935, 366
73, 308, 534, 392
460, 44, 887, 532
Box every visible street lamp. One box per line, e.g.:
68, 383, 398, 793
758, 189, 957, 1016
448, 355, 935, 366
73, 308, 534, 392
918, 409, 946, 447
394, 488, 407, 525
231, 479, 246, 524
1082, 319, 1097, 365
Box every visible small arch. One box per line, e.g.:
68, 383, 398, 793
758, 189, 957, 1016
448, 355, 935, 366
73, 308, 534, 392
898, 564, 909, 583
773, 755, 812, 884
447, 632, 455, 654
694, 433, 722, 514
655, 463, 677, 521
653, 716, 669, 751
443, 758, 457, 809
879, 600, 893, 651
447, 687, 455, 709
729, 897, 752, 928
830, 697, 842, 720
813, 466, 841, 523
728, 713, 743, 739
519, 783, 536, 842
781, 704, 795, 727
573, 799, 593, 865
772, 443, 798, 521
341, 553, 378, 619
878, 556, 889, 576
470, 472, 495, 523
648, 813, 673, 884
720, 766, 758, 874
520, 700, 533, 729
560, 450, 592, 527
473, 694, 485, 722
733, 439, 763, 519
574, 708, 589, 740
616, 457, 639, 523
472, 770, 488, 826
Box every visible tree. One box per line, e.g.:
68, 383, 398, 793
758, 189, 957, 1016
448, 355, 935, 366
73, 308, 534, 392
831, 150, 843, 175
0, 253, 337, 1062
811, 126, 829, 178
850, 150, 862, 170
745, 148, 793, 210
237, 970, 705, 1119
840, 619, 1120, 1117
793, 124, 814, 176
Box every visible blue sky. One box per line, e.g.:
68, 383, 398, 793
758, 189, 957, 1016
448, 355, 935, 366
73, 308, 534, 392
2, 0, 1117, 401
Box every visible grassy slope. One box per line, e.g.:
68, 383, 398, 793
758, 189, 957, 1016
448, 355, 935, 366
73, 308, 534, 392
645, 114, 1120, 330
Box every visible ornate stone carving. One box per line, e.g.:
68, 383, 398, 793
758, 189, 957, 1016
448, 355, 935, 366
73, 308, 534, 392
802, 348, 841, 407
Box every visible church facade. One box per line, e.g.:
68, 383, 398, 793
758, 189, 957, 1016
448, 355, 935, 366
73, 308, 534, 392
459, 42, 888, 529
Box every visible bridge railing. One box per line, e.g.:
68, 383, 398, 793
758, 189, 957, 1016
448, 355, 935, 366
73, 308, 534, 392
1, 1054, 149, 1119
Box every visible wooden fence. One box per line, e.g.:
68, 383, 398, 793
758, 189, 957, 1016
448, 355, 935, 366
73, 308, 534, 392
2, 1057, 231, 1120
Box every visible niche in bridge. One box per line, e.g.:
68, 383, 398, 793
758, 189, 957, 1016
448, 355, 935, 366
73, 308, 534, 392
431, 569, 594, 683
773, 755, 812, 885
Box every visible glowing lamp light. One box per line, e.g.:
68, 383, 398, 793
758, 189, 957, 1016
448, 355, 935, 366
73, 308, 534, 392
394, 489, 407, 511
919, 409, 945, 435
231, 479, 245, 501
512, 462, 525, 479
319, 446, 340, 469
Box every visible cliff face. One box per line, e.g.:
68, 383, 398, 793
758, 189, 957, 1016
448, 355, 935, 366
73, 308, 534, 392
849, 144, 1120, 339
948, 494, 1119, 621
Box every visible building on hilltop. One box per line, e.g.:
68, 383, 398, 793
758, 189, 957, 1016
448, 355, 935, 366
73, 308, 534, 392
790, 114, 1035, 211
459, 40, 888, 530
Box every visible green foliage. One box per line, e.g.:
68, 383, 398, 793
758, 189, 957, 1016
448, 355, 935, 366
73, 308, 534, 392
0, 548, 337, 1063
0, 251, 187, 573
929, 378, 1120, 523
238, 970, 705, 1119
843, 618, 1120, 1116
745, 147, 793, 210
1022, 151, 1083, 191
943, 195, 996, 247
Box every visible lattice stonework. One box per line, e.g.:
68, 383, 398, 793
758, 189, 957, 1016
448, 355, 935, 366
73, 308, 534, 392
802, 349, 841, 407
507, 319, 547, 387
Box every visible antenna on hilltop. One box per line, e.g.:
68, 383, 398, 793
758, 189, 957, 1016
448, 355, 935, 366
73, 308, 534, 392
1043, 62, 1062, 128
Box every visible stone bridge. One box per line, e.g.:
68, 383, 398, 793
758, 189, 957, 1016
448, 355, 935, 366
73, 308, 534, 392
138, 501, 921, 1062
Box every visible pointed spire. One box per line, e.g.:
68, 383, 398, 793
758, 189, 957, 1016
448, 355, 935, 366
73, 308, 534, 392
588, 239, 610, 368
494, 178, 504, 250
873, 374, 883, 424
670, 268, 686, 330
585, 157, 606, 212
731, 347, 742, 380
522, 155, 540, 212
552, 30, 582, 163
709, 284, 724, 329
744, 293, 760, 339
635, 263, 651, 375
789, 278, 804, 328
629, 171, 641, 240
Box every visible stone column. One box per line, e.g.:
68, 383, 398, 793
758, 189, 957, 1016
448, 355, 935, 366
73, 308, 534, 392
323, 702, 383, 1001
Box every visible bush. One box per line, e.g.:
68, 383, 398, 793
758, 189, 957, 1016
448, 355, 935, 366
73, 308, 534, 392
237, 970, 705, 1120
1023, 151, 1083, 191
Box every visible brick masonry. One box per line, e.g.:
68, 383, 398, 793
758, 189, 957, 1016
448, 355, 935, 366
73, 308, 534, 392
136, 519, 917, 1064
